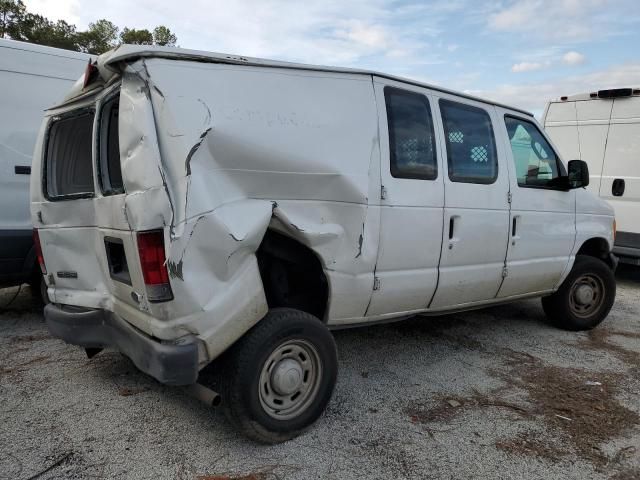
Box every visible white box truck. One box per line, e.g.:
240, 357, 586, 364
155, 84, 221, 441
33, 45, 617, 442
0, 39, 90, 298
543, 88, 640, 264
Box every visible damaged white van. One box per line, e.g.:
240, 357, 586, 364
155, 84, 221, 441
32, 45, 617, 443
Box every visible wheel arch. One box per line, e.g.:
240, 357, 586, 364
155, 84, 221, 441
575, 237, 616, 269
256, 228, 330, 322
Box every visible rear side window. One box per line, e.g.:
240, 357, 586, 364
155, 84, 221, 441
440, 99, 498, 184
384, 87, 437, 180
45, 110, 95, 199
98, 95, 124, 195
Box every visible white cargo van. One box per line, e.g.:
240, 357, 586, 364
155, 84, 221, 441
0, 39, 89, 296
33, 45, 617, 443
543, 88, 640, 264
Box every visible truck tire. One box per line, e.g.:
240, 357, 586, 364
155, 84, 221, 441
221, 308, 337, 443
541, 255, 616, 331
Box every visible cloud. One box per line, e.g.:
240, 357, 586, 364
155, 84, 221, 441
23, 0, 80, 24
488, 0, 610, 41
336, 21, 388, 49
511, 51, 585, 73
20, 0, 451, 72
562, 51, 586, 65
511, 61, 546, 73
475, 62, 640, 114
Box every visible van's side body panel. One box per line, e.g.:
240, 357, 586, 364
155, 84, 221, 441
599, 97, 640, 248
0, 39, 89, 287
543, 93, 639, 260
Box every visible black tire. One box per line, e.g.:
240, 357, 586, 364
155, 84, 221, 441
221, 308, 337, 444
542, 255, 616, 331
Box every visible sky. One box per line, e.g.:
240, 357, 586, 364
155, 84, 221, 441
23, 0, 640, 116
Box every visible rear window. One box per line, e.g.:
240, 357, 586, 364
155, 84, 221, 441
45, 110, 95, 199
98, 95, 123, 195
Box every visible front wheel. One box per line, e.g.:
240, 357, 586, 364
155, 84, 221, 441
542, 255, 616, 331
221, 308, 338, 443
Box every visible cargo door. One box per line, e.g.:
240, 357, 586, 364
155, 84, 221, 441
35, 88, 140, 314
575, 99, 613, 196
366, 80, 445, 316
600, 96, 640, 238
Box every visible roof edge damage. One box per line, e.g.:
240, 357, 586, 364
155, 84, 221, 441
69, 44, 533, 116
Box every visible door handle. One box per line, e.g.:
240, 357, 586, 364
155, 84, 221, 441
511, 215, 520, 246
612, 179, 625, 197
14, 165, 31, 175
448, 216, 459, 249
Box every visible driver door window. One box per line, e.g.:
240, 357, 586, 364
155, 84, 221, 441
505, 116, 561, 188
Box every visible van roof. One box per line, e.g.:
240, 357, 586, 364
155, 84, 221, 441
97, 44, 533, 117
549, 88, 640, 103
0, 38, 90, 61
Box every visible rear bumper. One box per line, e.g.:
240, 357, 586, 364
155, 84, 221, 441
45, 303, 199, 386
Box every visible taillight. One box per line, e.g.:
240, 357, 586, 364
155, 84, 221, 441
137, 230, 173, 302
33, 229, 46, 274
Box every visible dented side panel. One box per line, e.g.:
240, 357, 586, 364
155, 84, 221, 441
139, 59, 382, 352
32, 58, 383, 364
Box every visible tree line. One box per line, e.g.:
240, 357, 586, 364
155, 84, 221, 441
0, 0, 177, 54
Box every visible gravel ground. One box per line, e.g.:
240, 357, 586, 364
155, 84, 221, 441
1, 266, 639, 480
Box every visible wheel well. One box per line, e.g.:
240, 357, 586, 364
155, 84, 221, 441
257, 229, 329, 321
576, 237, 614, 269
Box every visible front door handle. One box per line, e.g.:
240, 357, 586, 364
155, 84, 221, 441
612, 178, 625, 197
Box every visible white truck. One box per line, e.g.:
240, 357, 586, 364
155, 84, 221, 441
543, 88, 640, 264
32, 45, 617, 443
0, 39, 89, 298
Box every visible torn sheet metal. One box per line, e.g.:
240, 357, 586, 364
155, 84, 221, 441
32, 55, 382, 361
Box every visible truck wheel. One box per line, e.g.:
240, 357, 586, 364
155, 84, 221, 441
541, 255, 616, 331
221, 308, 337, 444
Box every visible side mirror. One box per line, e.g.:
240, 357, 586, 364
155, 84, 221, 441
567, 160, 589, 189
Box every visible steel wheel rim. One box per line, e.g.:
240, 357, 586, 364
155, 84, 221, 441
258, 339, 322, 420
568, 274, 604, 318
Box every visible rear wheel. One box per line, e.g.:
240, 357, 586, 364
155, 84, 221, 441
221, 308, 337, 443
542, 255, 615, 331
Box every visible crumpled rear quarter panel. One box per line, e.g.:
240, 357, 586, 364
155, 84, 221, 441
123, 59, 381, 358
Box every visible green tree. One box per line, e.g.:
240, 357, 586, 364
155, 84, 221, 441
16, 14, 79, 51
0, 0, 26, 38
1, 1, 179, 53
120, 27, 153, 45
152, 25, 176, 46
77, 19, 118, 54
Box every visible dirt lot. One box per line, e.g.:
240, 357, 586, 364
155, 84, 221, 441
1, 267, 639, 480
